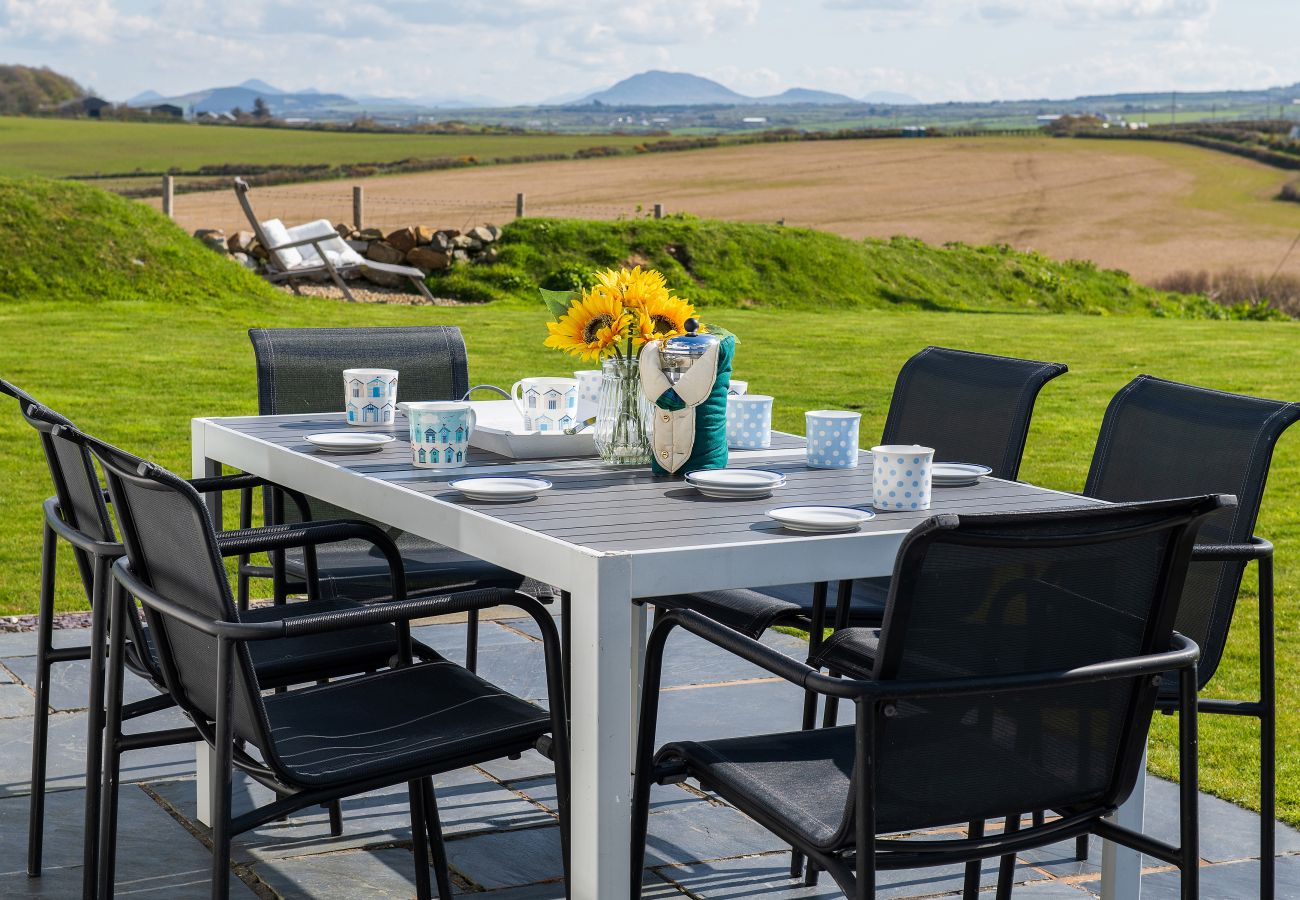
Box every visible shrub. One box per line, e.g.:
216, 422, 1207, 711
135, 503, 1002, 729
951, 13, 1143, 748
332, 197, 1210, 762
1153, 268, 1297, 318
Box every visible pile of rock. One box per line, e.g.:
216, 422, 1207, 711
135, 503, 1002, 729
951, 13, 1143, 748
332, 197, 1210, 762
194, 223, 503, 288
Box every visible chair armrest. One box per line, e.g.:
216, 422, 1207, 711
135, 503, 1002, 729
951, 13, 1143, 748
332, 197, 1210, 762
1192, 536, 1272, 562
277, 587, 517, 638
42, 497, 123, 558
184, 474, 313, 524
212, 518, 383, 557
266, 235, 334, 252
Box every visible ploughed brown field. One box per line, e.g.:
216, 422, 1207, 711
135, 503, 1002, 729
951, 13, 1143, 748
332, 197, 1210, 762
162, 135, 1300, 283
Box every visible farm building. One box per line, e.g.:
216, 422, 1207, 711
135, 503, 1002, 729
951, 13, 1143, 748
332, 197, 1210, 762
57, 96, 111, 118
141, 103, 184, 118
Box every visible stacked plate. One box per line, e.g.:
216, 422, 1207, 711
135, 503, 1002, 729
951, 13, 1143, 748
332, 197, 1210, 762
767, 506, 875, 534
931, 463, 993, 487
305, 433, 395, 454
685, 468, 786, 499
449, 476, 552, 502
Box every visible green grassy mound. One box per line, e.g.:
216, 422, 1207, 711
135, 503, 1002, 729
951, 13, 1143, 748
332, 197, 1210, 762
432, 216, 1271, 318
0, 176, 283, 305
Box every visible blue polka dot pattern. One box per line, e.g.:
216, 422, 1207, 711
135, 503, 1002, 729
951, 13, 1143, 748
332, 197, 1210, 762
805, 411, 861, 469
871, 445, 934, 511
727, 395, 773, 450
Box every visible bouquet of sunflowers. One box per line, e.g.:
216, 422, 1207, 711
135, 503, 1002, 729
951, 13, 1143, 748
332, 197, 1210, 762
539, 266, 701, 464
540, 266, 699, 361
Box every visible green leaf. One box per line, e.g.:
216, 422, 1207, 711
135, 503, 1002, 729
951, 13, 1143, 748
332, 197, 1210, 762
539, 288, 578, 320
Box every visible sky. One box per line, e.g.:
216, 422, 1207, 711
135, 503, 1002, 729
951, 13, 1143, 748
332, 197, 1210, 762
0, 0, 1297, 105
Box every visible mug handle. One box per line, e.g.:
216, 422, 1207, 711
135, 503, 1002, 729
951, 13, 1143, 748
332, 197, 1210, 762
465, 406, 477, 436
510, 380, 526, 414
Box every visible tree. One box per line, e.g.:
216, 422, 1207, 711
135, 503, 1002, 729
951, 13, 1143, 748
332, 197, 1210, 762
253, 96, 270, 118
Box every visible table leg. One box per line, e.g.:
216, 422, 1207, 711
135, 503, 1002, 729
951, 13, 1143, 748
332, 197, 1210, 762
191, 433, 220, 827
567, 553, 635, 899
1101, 746, 1146, 900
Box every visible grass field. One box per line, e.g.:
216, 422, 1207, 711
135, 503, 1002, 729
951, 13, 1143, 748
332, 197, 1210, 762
166, 135, 1300, 283
1, 176, 1297, 827
0, 116, 650, 178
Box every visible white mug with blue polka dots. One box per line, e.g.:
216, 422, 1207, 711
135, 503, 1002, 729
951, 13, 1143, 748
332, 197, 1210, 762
871, 444, 935, 511
727, 394, 773, 449
805, 410, 861, 468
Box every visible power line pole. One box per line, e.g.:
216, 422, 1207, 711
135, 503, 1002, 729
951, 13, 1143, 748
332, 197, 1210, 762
1170, 91, 1176, 126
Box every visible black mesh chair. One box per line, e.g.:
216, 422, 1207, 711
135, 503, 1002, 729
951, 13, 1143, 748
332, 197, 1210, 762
89, 435, 569, 900
1081, 375, 1299, 899
243, 326, 551, 672
633, 496, 1227, 900
648, 347, 1068, 642
1, 382, 445, 895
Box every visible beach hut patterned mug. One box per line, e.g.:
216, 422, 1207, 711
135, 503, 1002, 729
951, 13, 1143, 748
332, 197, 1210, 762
805, 410, 861, 468
404, 401, 476, 469
871, 444, 934, 511
344, 369, 399, 426
511, 377, 579, 432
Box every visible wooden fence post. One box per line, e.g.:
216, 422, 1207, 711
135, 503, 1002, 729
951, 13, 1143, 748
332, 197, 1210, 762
653, 202, 664, 219
162, 175, 174, 219
516, 192, 526, 219
352, 186, 364, 229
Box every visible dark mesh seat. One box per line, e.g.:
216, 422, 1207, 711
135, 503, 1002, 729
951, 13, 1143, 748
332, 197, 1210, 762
264, 662, 551, 787
653, 347, 1066, 637
245, 327, 537, 609
634, 497, 1222, 899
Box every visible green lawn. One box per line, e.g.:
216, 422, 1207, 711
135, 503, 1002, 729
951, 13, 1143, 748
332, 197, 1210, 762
0, 116, 651, 178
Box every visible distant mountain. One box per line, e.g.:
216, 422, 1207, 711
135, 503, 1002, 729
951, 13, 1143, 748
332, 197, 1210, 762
755, 88, 861, 106
238, 78, 284, 95
576, 71, 747, 106
126, 89, 165, 107
861, 90, 920, 105
353, 93, 504, 109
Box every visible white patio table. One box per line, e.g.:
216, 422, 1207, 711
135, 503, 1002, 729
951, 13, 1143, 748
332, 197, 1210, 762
191, 411, 1145, 899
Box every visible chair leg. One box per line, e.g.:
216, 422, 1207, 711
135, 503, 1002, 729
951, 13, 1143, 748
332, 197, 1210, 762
422, 778, 454, 900
1259, 554, 1276, 900
561, 591, 572, 715
96, 577, 128, 899
26, 522, 57, 878
820, 580, 855, 729
1075, 833, 1089, 860
81, 555, 110, 899
326, 801, 343, 837
995, 813, 1020, 900
963, 819, 984, 898
210, 640, 236, 900
792, 581, 829, 877
407, 779, 434, 900
1179, 660, 1200, 900
412, 274, 437, 303
465, 607, 479, 673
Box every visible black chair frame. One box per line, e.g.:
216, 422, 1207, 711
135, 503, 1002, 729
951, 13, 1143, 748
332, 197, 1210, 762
106, 563, 569, 900
633, 609, 1203, 900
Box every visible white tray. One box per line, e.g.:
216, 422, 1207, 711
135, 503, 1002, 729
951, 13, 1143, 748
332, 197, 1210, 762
467, 400, 597, 459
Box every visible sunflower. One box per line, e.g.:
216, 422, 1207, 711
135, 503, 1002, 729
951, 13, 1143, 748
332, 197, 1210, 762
631, 293, 700, 344
543, 287, 632, 361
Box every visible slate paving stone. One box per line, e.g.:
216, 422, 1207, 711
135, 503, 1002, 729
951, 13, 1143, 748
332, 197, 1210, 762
445, 824, 566, 891
1139, 854, 1300, 899
655, 678, 808, 745
2, 656, 161, 713
1022, 775, 1300, 879
151, 765, 555, 863
0, 784, 257, 897
651, 848, 1043, 899
0, 664, 15, 683
508, 774, 707, 816
475, 748, 556, 782
0, 629, 88, 660
0, 708, 195, 798
0, 683, 33, 719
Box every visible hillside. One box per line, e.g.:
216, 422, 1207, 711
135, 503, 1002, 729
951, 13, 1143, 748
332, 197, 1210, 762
578, 71, 748, 106
0, 64, 84, 115
0, 176, 282, 304
431, 216, 1260, 318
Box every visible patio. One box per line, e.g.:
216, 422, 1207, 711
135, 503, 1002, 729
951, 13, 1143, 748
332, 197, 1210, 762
2, 610, 1295, 899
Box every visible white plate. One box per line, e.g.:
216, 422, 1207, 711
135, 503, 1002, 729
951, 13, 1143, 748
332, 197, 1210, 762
686, 469, 786, 489
694, 485, 785, 500
931, 463, 993, 486
449, 476, 553, 502
305, 432, 395, 454
767, 506, 875, 533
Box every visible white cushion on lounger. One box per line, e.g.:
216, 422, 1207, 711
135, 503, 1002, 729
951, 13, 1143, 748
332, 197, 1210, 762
285, 219, 365, 269
260, 218, 304, 269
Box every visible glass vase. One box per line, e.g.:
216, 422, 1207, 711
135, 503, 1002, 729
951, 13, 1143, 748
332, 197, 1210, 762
594, 355, 653, 465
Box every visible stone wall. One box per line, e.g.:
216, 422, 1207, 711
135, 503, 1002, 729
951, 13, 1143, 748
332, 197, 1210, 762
193, 222, 502, 288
